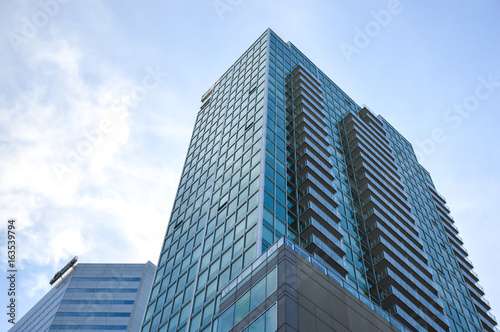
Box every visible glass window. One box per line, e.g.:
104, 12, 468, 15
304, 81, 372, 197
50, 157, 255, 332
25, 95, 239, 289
172, 293, 183, 311
248, 193, 259, 210
219, 268, 230, 290
190, 312, 201, 332
244, 245, 256, 266
235, 220, 245, 238
193, 291, 204, 312
246, 226, 257, 246
233, 236, 244, 255
264, 192, 274, 212
206, 278, 217, 298
250, 277, 266, 309
231, 256, 243, 279
179, 304, 191, 325
264, 177, 274, 194
263, 226, 274, 245
168, 312, 179, 331
220, 250, 231, 269
197, 270, 208, 291
248, 313, 265, 332
266, 268, 277, 295
265, 163, 274, 181
234, 291, 250, 322
223, 232, 234, 250
203, 301, 214, 323
218, 305, 234, 332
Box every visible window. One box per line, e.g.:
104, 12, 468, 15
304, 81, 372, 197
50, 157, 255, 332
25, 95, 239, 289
217, 267, 277, 332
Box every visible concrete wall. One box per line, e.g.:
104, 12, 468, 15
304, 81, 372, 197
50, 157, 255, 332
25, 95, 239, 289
277, 245, 400, 332
219, 244, 401, 332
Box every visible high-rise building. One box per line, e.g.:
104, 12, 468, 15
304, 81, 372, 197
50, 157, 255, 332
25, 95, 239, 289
141, 29, 498, 332
10, 261, 156, 331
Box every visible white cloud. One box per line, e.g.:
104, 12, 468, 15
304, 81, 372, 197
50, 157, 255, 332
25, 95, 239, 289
0, 14, 188, 319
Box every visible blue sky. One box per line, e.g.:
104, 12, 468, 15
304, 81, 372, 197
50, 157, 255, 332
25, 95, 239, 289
0, 0, 499, 329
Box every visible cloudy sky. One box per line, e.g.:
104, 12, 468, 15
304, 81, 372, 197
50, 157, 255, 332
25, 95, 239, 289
1, 0, 499, 329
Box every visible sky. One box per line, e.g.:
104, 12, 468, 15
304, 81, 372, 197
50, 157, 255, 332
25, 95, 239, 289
0, 0, 499, 329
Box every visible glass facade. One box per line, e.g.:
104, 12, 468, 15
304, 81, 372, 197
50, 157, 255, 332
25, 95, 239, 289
142, 29, 497, 332
10, 262, 155, 332
218, 267, 276, 331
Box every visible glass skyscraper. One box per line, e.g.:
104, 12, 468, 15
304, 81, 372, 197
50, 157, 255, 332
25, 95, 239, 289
10, 262, 156, 331
141, 29, 497, 332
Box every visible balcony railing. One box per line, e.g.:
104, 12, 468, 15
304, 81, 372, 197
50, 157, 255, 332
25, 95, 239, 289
377, 267, 444, 310
379, 285, 448, 331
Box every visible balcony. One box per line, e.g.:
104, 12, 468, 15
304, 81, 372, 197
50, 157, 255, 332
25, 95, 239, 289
293, 92, 324, 117
456, 251, 474, 270
299, 180, 338, 206
294, 116, 329, 142
299, 200, 341, 225
301, 233, 348, 276
479, 312, 499, 332
427, 185, 447, 206
300, 223, 345, 257
297, 174, 338, 205
300, 215, 342, 240
361, 191, 416, 229
459, 264, 479, 283
293, 82, 324, 108
354, 160, 405, 194
349, 141, 397, 178
358, 180, 411, 219
346, 122, 394, 159
293, 72, 322, 92
363, 200, 420, 240
380, 285, 448, 331
296, 152, 334, 179
295, 124, 329, 147
351, 146, 400, 180
294, 104, 327, 133
297, 161, 335, 186
473, 292, 493, 314
437, 210, 456, 227
372, 252, 437, 293
441, 217, 459, 236
291, 66, 321, 87
344, 111, 390, 147
370, 235, 429, 275
388, 304, 428, 332
377, 267, 444, 311
348, 134, 396, 171
298, 188, 340, 221
344, 118, 391, 153
367, 219, 426, 262
434, 202, 451, 218
357, 171, 408, 207
359, 107, 387, 138
295, 137, 332, 166
451, 242, 469, 262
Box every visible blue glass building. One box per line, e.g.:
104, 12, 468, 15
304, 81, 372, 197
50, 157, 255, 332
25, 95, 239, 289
141, 29, 497, 332
10, 262, 155, 331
